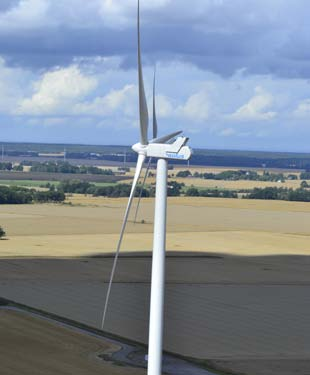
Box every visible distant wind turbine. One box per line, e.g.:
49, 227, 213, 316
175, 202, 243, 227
101, 1, 192, 374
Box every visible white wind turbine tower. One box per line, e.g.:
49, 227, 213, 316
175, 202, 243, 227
101, 1, 192, 374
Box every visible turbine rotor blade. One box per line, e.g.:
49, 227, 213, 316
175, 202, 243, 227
151, 130, 183, 144
101, 153, 146, 328
134, 157, 152, 223
153, 67, 158, 139
133, 66, 157, 224
138, 0, 149, 145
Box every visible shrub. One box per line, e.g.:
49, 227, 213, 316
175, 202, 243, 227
186, 187, 200, 196
0, 226, 6, 239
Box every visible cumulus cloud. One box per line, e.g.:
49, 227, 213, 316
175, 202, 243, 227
219, 127, 236, 137
154, 95, 174, 118
75, 84, 137, 117
293, 98, 310, 117
0, 0, 51, 30
98, 0, 170, 28
230, 86, 276, 121
0, 0, 309, 79
0, 0, 20, 12
0, 56, 29, 113
176, 90, 210, 122
1, 44, 310, 150
18, 66, 97, 115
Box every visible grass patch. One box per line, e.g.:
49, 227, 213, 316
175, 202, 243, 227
0, 180, 60, 188
93, 182, 118, 187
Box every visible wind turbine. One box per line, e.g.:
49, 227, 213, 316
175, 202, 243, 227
101, 1, 192, 374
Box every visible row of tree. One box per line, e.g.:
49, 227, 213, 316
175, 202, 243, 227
0, 161, 115, 175
176, 169, 299, 182
29, 161, 114, 175
245, 187, 310, 202
185, 187, 238, 198
0, 186, 65, 204
186, 186, 310, 202
57, 180, 185, 198
46, 179, 310, 202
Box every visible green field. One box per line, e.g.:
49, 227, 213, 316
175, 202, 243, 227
0, 180, 59, 188
0, 179, 117, 188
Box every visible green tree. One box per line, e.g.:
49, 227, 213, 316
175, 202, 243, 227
0, 226, 6, 239
301, 180, 309, 188
167, 181, 184, 196
186, 187, 200, 196
176, 170, 192, 178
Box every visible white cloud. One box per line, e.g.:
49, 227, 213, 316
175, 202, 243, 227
0, 56, 28, 113
98, 0, 170, 28
75, 84, 137, 117
293, 98, 310, 117
18, 66, 97, 115
0, 0, 50, 30
176, 89, 210, 121
219, 127, 236, 136
154, 95, 174, 117
230, 86, 277, 121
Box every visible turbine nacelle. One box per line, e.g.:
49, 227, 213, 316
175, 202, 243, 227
132, 136, 192, 161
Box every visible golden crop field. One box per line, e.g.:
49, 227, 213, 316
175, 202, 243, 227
125, 165, 304, 189
1, 196, 310, 257
171, 177, 301, 189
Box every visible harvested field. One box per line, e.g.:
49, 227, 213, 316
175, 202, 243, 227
0, 308, 145, 375
126, 165, 305, 189
174, 177, 301, 190
1, 196, 310, 257
172, 165, 302, 175
143, 175, 302, 189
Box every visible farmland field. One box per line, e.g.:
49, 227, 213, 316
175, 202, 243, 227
0, 179, 59, 188
1, 196, 310, 375
1, 196, 310, 256
126, 165, 306, 190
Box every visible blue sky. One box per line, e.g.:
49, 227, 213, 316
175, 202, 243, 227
0, 0, 310, 152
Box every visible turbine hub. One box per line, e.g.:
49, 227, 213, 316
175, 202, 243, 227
132, 142, 147, 155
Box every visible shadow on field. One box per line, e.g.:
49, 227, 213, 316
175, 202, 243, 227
0, 252, 310, 375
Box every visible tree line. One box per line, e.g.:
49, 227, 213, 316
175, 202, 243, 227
176, 169, 300, 182
57, 180, 184, 198
185, 185, 310, 202
244, 187, 310, 202
29, 161, 114, 175
185, 187, 238, 198
0, 186, 65, 204
2, 180, 310, 204
0, 161, 115, 175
